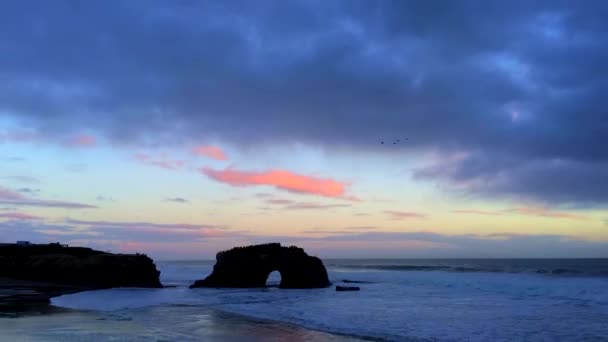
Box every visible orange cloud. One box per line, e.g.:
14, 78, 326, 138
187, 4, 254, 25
385, 210, 427, 220
201, 167, 354, 199
505, 206, 587, 220
192, 145, 228, 160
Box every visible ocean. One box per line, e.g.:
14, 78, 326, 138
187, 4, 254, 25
2, 259, 607, 341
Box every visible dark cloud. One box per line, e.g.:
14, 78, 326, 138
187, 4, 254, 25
1, 1, 607, 204
17, 187, 40, 195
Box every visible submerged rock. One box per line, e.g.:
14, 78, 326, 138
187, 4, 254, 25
190, 243, 331, 289
335, 286, 360, 291
0, 243, 162, 289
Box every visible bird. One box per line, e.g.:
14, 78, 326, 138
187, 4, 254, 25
380, 140, 384, 144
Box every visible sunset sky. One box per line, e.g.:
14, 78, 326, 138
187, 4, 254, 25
1, 1, 607, 259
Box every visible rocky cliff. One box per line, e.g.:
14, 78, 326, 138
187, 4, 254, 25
190, 243, 331, 289
0, 243, 162, 289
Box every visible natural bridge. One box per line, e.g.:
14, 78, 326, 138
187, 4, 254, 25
190, 243, 331, 289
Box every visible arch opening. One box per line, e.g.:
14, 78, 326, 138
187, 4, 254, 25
265, 270, 282, 287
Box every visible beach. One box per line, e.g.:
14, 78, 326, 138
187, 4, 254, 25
1, 259, 608, 341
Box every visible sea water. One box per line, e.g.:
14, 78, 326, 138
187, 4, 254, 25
17, 259, 608, 341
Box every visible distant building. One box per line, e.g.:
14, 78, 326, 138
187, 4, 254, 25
16, 241, 32, 246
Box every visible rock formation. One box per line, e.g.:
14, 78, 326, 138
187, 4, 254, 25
190, 243, 331, 289
0, 243, 162, 289
336, 285, 360, 291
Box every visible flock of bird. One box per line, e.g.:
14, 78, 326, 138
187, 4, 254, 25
380, 138, 408, 145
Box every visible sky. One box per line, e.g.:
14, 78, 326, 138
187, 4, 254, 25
1, 0, 607, 259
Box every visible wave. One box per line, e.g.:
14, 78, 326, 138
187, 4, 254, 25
328, 263, 608, 277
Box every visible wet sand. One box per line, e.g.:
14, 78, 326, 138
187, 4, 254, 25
0, 277, 86, 316
0, 303, 366, 341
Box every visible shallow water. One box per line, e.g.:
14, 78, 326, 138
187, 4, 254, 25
6, 259, 608, 341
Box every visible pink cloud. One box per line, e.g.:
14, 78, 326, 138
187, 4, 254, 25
192, 145, 228, 161
286, 202, 351, 210
0, 187, 25, 200
134, 153, 185, 169
505, 206, 587, 220
201, 167, 355, 199
0, 212, 41, 220
385, 210, 428, 220
67, 134, 97, 147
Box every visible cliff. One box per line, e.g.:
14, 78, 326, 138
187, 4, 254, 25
0, 243, 162, 289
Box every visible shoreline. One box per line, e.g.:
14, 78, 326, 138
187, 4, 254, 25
0, 277, 87, 316
0, 298, 371, 341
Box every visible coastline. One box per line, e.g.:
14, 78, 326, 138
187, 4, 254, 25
0, 277, 86, 316
0, 299, 369, 341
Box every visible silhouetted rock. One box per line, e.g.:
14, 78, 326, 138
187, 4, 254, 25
336, 286, 360, 291
190, 243, 331, 289
0, 243, 162, 289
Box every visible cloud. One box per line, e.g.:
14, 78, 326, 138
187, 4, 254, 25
0, 212, 41, 220
265, 198, 294, 205
0, 218, 232, 243
505, 206, 587, 220
0, 199, 97, 209
66, 134, 97, 147
165, 197, 189, 203
300, 226, 377, 234
134, 153, 185, 170
1, 2, 607, 205
192, 145, 228, 160
262, 197, 352, 210
96, 195, 115, 202
0, 187, 24, 200
384, 210, 427, 220
2, 176, 38, 183
2, 215, 607, 258
285, 202, 351, 210
17, 187, 40, 195
453, 206, 587, 220
65, 218, 224, 231
255, 193, 273, 198
1, 130, 97, 148
452, 210, 502, 216
0, 186, 96, 209
201, 167, 355, 199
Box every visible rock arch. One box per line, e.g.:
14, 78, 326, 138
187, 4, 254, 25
189, 243, 331, 289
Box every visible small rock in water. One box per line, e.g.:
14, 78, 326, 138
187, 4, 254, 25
336, 286, 360, 291
342, 279, 372, 284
